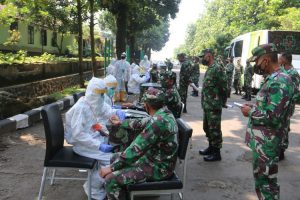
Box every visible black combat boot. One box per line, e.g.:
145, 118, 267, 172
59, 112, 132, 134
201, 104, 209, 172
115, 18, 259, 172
183, 104, 187, 113
279, 148, 285, 161
203, 147, 221, 162
199, 143, 213, 155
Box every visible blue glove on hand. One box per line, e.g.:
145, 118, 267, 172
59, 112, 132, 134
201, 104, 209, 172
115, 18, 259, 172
145, 72, 150, 80
99, 143, 114, 153
112, 105, 122, 109
116, 110, 126, 121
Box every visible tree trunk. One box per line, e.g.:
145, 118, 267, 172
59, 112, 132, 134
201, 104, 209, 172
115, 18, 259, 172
89, 0, 97, 76
58, 33, 64, 55
116, 6, 127, 59
128, 34, 136, 62
77, 0, 85, 88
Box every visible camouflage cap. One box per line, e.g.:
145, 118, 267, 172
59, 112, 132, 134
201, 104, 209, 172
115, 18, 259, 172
142, 87, 165, 105
177, 53, 186, 57
162, 71, 176, 81
248, 43, 278, 62
199, 48, 214, 57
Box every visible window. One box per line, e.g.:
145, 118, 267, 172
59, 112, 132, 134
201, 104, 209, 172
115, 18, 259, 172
41, 29, 47, 46
10, 22, 18, 31
28, 26, 34, 44
51, 32, 57, 47
234, 40, 243, 57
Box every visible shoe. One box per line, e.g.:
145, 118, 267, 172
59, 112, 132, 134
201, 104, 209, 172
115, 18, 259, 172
203, 147, 221, 161
279, 149, 285, 161
241, 96, 246, 99
199, 145, 213, 155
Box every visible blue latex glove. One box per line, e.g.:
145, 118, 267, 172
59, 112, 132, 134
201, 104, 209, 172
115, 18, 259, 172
145, 72, 150, 80
116, 110, 126, 121
112, 105, 122, 109
99, 143, 114, 153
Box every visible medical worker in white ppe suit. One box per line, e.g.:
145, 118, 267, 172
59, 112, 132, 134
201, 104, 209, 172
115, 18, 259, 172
128, 65, 150, 94
65, 77, 122, 200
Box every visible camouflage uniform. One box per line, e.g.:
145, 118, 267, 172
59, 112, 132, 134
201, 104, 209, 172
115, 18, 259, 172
244, 62, 254, 100
191, 61, 200, 96
225, 62, 234, 97
150, 68, 159, 83
280, 66, 300, 150
201, 61, 227, 149
178, 58, 193, 112
234, 63, 243, 94
246, 44, 294, 200
105, 89, 178, 200
161, 71, 182, 118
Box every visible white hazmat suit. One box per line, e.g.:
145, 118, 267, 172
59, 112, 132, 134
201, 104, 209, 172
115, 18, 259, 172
128, 65, 150, 94
65, 77, 114, 200
104, 74, 118, 106
106, 58, 117, 76
139, 55, 151, 75
114, 52, 130, 101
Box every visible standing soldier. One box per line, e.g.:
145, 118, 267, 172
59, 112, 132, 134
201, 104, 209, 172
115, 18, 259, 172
165, 58, 174, 71
191, 56, 200, 97
177, 53, 193, 113
100, 88, 178, 200
198, 49, 227, 162
243, 59, 254, 101
240, 44, 294, 200
233, 58, 243, 95
278, 52, 300, 160
150, 63, 159, 83
225, 57, 234, 97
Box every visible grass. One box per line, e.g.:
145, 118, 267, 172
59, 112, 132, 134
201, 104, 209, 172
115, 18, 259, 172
49, 86, 86, 101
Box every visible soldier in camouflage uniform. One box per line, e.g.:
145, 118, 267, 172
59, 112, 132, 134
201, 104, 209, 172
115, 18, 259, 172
278, 52, 300, 160
233, 58, 244, 95
225, 57, 234, 97
191, 56, 200, 97
100, 88, 178, 200
150, 63, 159, 83
198, 49, 228, 162
243, 59, 253, 101
177, 53, 193, 113
240, 44, 294, 200
165, 58, 174, 71
161, 71, 182, 118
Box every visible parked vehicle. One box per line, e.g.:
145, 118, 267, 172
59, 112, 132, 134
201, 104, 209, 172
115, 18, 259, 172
226, 30, 300, 91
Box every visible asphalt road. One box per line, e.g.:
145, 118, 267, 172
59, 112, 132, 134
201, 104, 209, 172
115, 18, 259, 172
0, 70, 300, 200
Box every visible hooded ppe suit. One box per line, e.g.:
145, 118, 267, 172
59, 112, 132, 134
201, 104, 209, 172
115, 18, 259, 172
106, 58, 117, 76
104, 74, 118, 107
65, 77, 114, 200
128, 65, 150, 94
115, 54, 130, 102
139, 55, 151, 75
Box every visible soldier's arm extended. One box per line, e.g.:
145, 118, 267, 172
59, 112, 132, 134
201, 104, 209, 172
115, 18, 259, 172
110, 119, 164, 171
120, 117, 151, 132
248, 81, 291, 127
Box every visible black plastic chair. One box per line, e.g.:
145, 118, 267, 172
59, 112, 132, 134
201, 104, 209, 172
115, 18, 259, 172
127, 118, 193, 200
73, 91, 85, 103
38, 103, 97, 200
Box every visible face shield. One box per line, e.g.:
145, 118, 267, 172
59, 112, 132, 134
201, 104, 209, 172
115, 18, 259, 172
85, 77, 107, 107
104, 75, 118, 98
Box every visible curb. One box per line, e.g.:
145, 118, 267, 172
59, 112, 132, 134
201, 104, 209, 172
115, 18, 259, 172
0, 92, 85, 135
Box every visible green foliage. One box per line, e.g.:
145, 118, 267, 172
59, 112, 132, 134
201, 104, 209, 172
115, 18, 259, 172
0, 50, 26, 65
3, 29, 21, 46
180, 0, 300, 57
49, 86, 85, 101
0, 2, 18, 25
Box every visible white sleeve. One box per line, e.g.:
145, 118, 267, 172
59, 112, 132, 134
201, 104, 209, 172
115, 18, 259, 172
65, 105, 101, 150
133, 74, 148, 84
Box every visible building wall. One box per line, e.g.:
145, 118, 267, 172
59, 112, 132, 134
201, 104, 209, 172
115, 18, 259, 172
0, 21, 76, 54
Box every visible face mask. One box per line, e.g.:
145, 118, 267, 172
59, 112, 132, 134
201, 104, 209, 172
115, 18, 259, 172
121, 56, 126, 59
202, 59, 209, 66
253, 60, 266, 75
107, 88, 115, 98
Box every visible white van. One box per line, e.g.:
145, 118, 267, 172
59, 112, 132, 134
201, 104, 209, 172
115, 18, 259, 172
226, 30, 300, 90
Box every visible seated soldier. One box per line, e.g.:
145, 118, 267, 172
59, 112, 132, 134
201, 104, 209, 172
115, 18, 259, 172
161, 71, 182, 118
100, 88, 178, 200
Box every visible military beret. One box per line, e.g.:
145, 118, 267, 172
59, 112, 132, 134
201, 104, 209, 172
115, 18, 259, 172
248, 43, 278, 62
199, 48, 214, 57
142, 87, 165, 105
